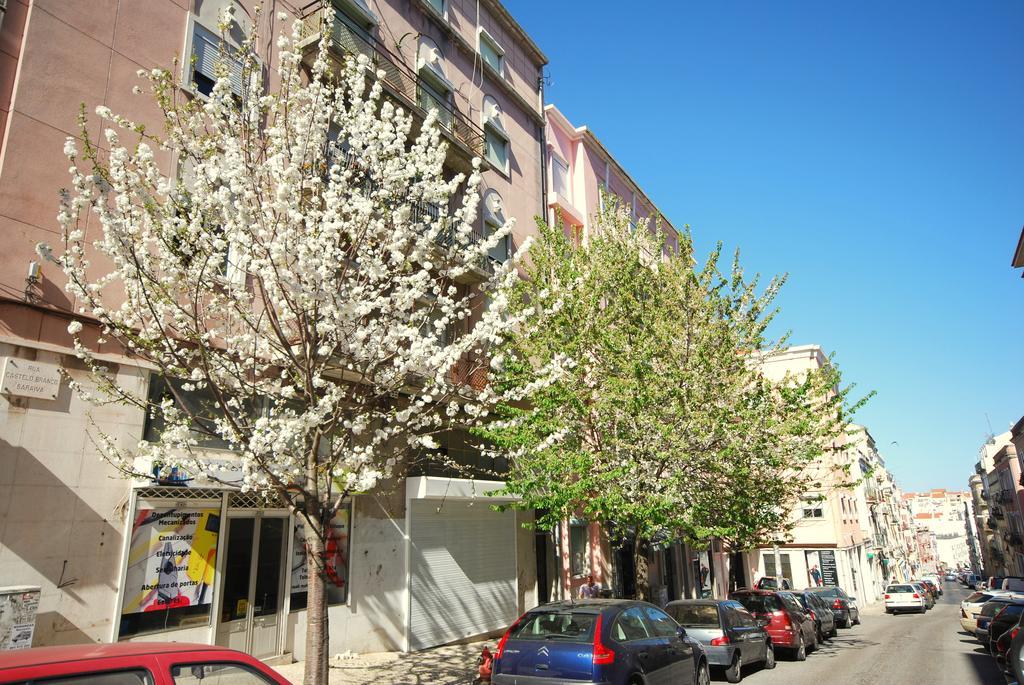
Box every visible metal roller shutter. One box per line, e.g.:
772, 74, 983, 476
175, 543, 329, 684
408, 499, 518, 651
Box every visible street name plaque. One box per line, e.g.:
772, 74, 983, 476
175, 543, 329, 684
0, 358, 61, 400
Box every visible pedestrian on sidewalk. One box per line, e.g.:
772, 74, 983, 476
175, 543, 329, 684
579, 575, 601, 599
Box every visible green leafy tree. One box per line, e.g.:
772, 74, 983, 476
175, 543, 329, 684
481, 201, 863, 596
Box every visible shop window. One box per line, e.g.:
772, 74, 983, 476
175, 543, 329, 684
118, 507, 221, 638
762, 552, 792, 585
143, 375, 261, 451
290, 503, 352, 611
570, 521, 589, 576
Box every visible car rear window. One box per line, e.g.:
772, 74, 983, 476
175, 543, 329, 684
732, 594, 781, 613
808, 587, 840, 598
886, 585, 914, 593
666, 604, 720, 627
966, 592, 993, 603
981, 601, 1011, 617
512, 610, 598, 642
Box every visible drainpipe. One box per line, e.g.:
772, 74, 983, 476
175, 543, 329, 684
537, 70, 548, 228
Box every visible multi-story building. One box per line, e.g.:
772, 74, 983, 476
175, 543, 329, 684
967, 473, 987, 573
971, 432, 1021, 577
0, 0, 548, 658
741, 346, 874, 602
542, 103, 692, 604
903, 489, 973, 571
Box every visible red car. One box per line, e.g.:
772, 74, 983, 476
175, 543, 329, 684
0, 643, 292, 685
729, 589, 818, 661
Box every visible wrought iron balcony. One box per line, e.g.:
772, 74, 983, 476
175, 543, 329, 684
298, 6, 485, 159
993, 505, 1005, 519
999, 489, 1015, 505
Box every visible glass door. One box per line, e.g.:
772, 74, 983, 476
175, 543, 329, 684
216, 515, 286, 657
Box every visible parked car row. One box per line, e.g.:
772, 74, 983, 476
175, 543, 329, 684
485, 585, 862, 685
959, 586, 1024, 681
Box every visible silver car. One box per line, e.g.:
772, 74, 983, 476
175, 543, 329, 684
665, 599, 775, 684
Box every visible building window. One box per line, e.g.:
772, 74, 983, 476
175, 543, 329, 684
478, 28, 504, 76
187, 18, 244, 99
119, 506, 221, 638
425, 0, 446, 18
482, 189, 509, 265
802, 501, 824, 519
290, 503, 351, 611
551, 154, 570, 200
417, 38, 454, 131
484, 128, 509, 173
570, 521, 589, 576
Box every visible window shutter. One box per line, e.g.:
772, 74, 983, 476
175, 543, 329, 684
192, 22, 243, 97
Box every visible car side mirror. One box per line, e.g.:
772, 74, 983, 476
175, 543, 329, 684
849, 597, 857, 602
756, 618, 770, 628
676, 626, 687, 639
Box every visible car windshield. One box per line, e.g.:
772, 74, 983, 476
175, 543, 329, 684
795, 594, 812, 608
512, 611, 598, 642
666, 604, 720, 627
733, 594, 782, 613
887, 585, 915, 593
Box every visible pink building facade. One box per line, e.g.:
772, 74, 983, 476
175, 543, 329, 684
542, 103, 703, 603
0, 0, 548, 658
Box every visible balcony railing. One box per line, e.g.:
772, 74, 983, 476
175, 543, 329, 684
993, 505, 1005, 519
298, 7, 485, 158
999, 490, 1015, 505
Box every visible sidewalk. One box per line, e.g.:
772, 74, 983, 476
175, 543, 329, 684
272, 642, 485, 685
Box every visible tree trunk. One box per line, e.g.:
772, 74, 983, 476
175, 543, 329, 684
633, 534, 650, 601
303, 522, 330, 685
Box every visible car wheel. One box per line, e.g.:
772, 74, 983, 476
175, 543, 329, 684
764, 643, 776, 670
794, 635, 807, 661
844, 616, 853, 629
724, 653, 743, 683
830, 625, 838, 638
696, 659, 711, 685
853, 613, 860, 626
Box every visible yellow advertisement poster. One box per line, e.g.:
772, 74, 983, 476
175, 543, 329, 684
121, 507, 220, 614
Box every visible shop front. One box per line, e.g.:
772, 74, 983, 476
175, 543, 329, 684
115, 485, 350, 661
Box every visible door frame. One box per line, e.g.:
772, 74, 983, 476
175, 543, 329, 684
215, 509, 290, 657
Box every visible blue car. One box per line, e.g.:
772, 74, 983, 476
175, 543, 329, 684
492, 599, 710, 685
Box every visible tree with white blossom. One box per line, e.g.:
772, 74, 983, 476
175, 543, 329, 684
55, 12, 560, 683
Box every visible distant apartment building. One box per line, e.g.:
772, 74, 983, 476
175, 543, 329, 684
741, 345, 874, 602
0, 0, 548, 658
903, 489, 973, 571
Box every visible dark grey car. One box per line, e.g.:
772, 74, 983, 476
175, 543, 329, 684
665, 599, 776, 683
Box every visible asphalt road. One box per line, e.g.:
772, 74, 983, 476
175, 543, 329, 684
727, 585, 1008, 685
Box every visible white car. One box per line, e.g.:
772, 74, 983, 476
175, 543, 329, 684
884, 583, 926, 614
960, 590, 1021, 633
922, 574, 943, 595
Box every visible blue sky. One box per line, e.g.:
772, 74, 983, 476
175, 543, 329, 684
507, 0, 1024, 492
